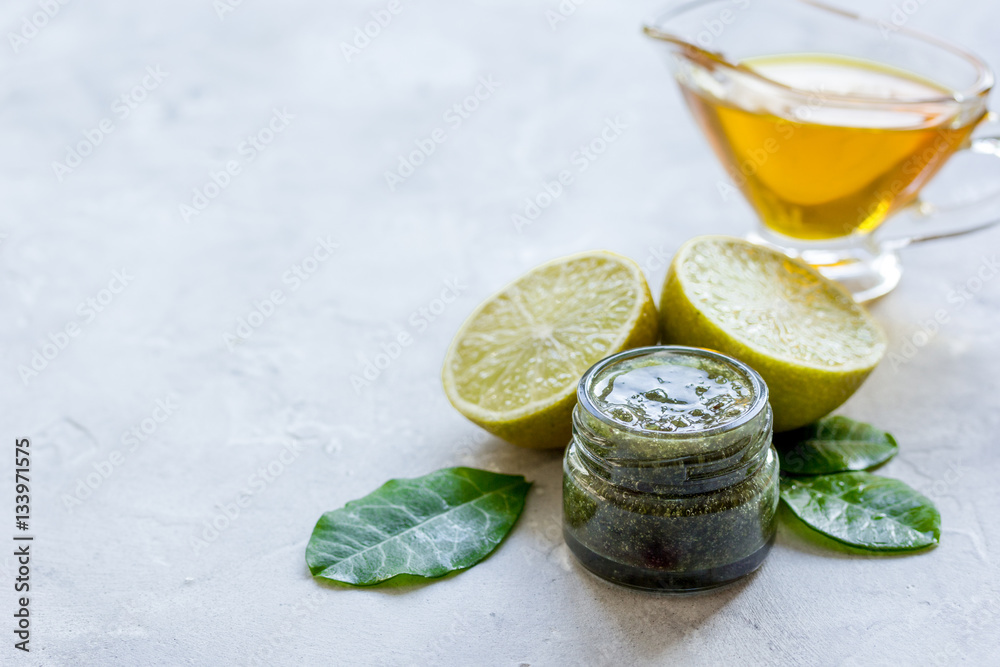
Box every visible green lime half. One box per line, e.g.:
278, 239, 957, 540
659, 236, 886, 431
443, 251, 660, 449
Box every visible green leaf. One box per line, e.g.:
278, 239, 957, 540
775, 416, 897, 475
306, 467, 531, 586
780, 472, 939, 552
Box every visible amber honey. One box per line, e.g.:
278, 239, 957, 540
680, 54, 982, 240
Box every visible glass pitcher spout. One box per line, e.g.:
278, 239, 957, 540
643, 0, 1000, 302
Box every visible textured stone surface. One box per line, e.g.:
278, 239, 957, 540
1, 0, 998, 664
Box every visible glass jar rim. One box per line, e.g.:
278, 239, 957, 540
576, 345, 769, 440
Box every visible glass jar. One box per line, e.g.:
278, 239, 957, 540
562, 345, 778, 592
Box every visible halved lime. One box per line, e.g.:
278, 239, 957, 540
659, 236, 886, 431
443, 251, 660, 449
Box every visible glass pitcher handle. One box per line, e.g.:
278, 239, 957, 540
881, 112, 1000, 251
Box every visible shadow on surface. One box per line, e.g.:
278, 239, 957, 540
308, 567, 468, 594
572, 555, 757, 661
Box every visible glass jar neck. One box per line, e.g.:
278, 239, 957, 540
571, 398, 773, 497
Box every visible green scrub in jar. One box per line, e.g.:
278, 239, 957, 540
563, 346, 779, 592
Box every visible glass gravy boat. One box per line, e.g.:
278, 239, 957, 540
645, 0, 1000, 301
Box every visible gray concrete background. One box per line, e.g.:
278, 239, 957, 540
1, 0, 998, 664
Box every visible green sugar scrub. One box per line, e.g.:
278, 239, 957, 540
563, 346, 779, 592
591, 350, 755, 433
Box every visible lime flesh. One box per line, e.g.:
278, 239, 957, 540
443, 251, 660, 449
